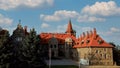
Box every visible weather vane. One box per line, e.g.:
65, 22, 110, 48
19, 19, 21, 24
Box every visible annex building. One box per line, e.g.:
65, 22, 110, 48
39, 20, 114, 65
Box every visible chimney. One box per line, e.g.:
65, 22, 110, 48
83, 32, 85, 38
80, 34, 82, 40
24, 26, 27, 32
93, 28, 97, 36
86, 31, 89, 38
90, 30, 93, 37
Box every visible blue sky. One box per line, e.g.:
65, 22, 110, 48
0, 0, 120, 45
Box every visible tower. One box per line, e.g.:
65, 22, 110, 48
65, 20, 76, 36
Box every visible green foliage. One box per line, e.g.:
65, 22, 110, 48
0, 28, 46, 68
46, 65, 78, 68
21, 28, 45, 67
0, 30, 9, 47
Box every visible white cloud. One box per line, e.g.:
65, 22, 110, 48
77, 15, 105, 22
40, 10, 79, 22
110, 27, 120, 32
40, 10, 105, 22
53, 24, 93, 36
40, 1, 120, 23
99, 27, 120, 44
0, 0, 54, 10
56, 24, 67, 32
81, 27, 93, 32
41, 23, 50, 28
81, 1, 120, 16
100, 27, 120, 36
47, 24, 79, 33
0, 14, 13, 25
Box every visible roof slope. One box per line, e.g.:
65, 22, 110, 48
40, 33, 76, 45
74, 28, 113, 48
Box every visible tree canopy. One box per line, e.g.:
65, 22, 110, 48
0, 28, 46, 68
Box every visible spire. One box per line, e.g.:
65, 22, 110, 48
17, 20, 22, 29
66, 19, 73, 34
65, 19, 76, 36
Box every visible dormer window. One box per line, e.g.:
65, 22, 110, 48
81, 40, 84, 44
94, 35, 99, 40
98, 39, 103, 44
86, 40, 90, 44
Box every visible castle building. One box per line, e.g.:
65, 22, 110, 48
39, 20, 114, 65
1, 20, 113, 65
40, 20, 76, 58
11, 23, 29, 43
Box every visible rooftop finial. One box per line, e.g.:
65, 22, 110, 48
17, 19, 22, 29
19, 19, 21, 24
69, 18, 71, 23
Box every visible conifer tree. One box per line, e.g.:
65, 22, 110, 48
20, 28, 46, 68
0, 30, 12, 68
0, 27, 46, 68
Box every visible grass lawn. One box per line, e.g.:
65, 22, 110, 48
46, 65, 78, 68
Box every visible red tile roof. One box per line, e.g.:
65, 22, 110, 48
40, 33, 76, 45
73, 28, 113, 48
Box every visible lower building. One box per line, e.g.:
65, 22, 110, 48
73, 28, 114, 65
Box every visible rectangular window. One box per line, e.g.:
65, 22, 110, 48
100, 54, 102, 57
50, 45, 53, 48
104, 54, 106, 59
104, 48, 106, 51
54, 45, 56, 48
96, 50, 98, 53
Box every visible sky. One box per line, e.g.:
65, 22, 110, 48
0, 0, 120, 45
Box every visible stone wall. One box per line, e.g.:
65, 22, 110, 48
74, 47, 113, 65
80, 66, 120, 68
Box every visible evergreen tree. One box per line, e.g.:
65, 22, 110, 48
109, 42, 120, 65
20, 28, 46, 68
0, 30, 12, 68
0, 30, 9, 47
0, 28, 46, 68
